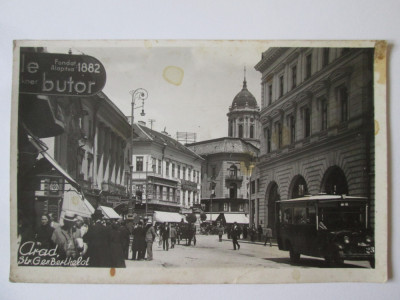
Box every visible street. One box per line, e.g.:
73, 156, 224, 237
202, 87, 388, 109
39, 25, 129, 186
125, 235, 371, 269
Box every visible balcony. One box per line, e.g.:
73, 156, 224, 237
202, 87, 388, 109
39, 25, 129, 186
225, 174, 243, 182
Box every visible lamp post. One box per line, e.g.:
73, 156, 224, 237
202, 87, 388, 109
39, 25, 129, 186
129, 88, 148, 215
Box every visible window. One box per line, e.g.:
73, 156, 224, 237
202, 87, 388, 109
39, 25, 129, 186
238, 124, 243, 138
250, 124, 254, 138
158, 159, 162, 174
322, 48, 329, 67
224, 203, 229, 211
306, 54, 312, 79
321, 98, 328, 130
229, 121, 233, 137
136, 156, 143, 171
304, 107, 311, 138
251, 180, 256, 194
294, 207, 307, 224
152, 158, 156, 173
178, 165, 181, 178
264, 127, 271, 153
257, 178, 260, 192
172, 163, 175, 177
188, 168, 192, 181
279, 75, 284, 97
268, 83, 273, 105
183, 167, 186, 180
197, 171, 200, 183
291, 65, 297, 89
166, 162, 170, 177
229, 165, 237, 177
211, 166, 216, 179
338, 86, 348, 122
276, 122, 282, 148
239, 204, 244, 212
289, 115, 296, 144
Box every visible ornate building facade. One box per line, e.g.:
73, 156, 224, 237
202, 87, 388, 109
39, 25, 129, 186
130, 123, 203, 218
187, 74, 260, 224
252, 47, 375, 236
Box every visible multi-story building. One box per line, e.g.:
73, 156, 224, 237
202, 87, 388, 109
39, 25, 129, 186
187, 75, 260, 224
253, 47, 375, 236
131, 122, 203, 219
54, 91, 132, 212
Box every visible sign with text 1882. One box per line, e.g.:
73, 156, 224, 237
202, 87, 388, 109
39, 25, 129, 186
19, 51, 107, 97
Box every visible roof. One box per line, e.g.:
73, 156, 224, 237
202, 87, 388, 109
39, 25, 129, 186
231, 79, 258, 109
186, 137, 259, 156
132, 124, 203, 160
276, 195, 368, 203
153, 211, 187, 223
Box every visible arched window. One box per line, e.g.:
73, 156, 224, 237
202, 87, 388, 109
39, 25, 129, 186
321, 166, 348, 195
229, 164, 237, 178
250, 124, 254, 138
289, 175, 308, 198
238, 124, 243, 138
228, 121, 233, 137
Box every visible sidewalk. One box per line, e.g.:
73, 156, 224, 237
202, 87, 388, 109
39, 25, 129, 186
222, 236, 277, 247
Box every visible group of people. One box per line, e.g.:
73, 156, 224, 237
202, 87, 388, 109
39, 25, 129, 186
223, 223, 273, 249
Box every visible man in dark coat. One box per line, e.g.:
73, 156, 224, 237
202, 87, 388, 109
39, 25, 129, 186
231, 222, 241, 250
110, 221, 126, 268
118, 221, 130, 260
83, 210, 112, 268
257, 224, 263, 242
161, 222, 170, 251
35, 214, 55, 250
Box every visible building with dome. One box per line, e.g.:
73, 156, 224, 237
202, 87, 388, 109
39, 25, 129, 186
186, 71, 260, 225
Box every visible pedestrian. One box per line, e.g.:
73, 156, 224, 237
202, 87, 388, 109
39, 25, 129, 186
250, 224, 256, 242
243, 225, 248, 239
35, 214, 55, 250
144, 220, 156, 261
131, 223, 139, 260
51, 212, 82, 260
170, 224, 177, 248
176, 225, 181, 245
161, 222, 170, 251
109, 221, 126, 268
257, 224, 263, 242
119, 220, 130, 260
83, 210, 112, 267
231, 222, 240, 250
264, 227, 273, 247
218, 224, 224, 242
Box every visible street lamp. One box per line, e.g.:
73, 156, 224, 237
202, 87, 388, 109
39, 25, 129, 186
129, 88, 148, 215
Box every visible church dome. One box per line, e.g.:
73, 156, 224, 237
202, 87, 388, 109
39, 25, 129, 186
232, 79, 257, 108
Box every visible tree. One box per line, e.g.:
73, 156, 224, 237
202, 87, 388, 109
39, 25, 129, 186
186, 213, 197, 224
200, 212, 207, 222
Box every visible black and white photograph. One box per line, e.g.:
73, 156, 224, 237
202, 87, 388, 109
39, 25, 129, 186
10, 40, 387, 283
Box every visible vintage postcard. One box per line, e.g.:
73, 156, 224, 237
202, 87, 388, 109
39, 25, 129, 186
10, 40, 388, 283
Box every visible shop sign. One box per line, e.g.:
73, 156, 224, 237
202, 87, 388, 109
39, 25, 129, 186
20, 52, 106, 96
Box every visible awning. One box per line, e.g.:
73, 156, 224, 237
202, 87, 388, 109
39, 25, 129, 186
99, 206, 121, 219
222, 213, 249, 224
28, 135, 80, 191
205, 213, 219, 222
153, 211, 187, 223
62, 189, 93, 218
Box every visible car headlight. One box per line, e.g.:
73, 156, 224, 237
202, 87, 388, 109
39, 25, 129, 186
343, 236, 350, 244
365, 236, 372, 243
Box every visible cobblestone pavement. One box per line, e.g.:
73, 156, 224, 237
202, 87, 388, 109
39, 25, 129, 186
125, 235, 371, 269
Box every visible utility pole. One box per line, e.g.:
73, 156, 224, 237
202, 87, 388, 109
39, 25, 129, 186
148, 119, 156, 130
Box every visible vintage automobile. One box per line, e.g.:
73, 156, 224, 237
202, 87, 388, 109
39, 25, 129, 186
275, 195, 375, 267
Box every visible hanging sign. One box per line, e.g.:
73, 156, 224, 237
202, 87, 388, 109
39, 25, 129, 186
19, 52, 107, 96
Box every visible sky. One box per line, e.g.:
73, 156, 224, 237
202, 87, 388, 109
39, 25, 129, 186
48, 41, 266, 141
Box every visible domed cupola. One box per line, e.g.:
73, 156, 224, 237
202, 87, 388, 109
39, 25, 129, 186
227, 67, 261, 149
232, 77, 258, 109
